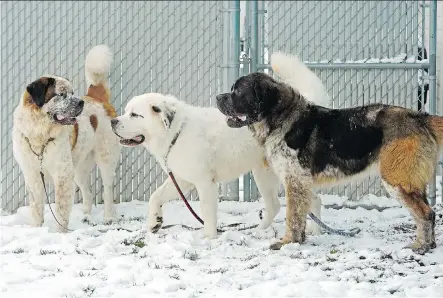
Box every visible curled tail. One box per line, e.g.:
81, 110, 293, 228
270, 51, 331, 107
84, 44, 116, 118
429, 115, 443, 146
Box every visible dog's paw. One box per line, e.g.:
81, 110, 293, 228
269, 241, 285, 250
31, 219, 44, 228
56, 223, 70, 233
269, 234, 303, 250
103, 217, 115, 225
203, 225, 218, 239
103, 213, 116, 225
82, 213, 92, 223
82, 202, 92, 215
203, 231, 218, 239
103, 206, 116, 224
306, 219, 322, 235
149, 216, 163, 233
404, 241, 434, 255
257, 208, 276, 230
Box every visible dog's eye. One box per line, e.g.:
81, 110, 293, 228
57, 93, 67, 98
130, 112, 143, 118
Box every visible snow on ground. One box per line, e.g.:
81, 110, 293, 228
1, 195, 443, 298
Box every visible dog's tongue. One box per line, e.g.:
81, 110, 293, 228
133, 135, 142, 142
56, 114, 66, 121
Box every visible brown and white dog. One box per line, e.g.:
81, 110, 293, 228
12, 45, 121, 232
217, 53, 441, 254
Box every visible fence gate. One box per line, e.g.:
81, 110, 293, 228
241, 0, 439, 204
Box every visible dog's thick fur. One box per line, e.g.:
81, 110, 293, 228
12, 45, 120, 231
110, 53, 328, 238
216, 53, 440, 254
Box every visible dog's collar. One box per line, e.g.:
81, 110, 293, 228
163, 121, 185, 171
21, 133, 55, 171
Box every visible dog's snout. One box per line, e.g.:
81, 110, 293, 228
78, 100, 84, 108
216, 94, 224, 103
110, 118, 119, 128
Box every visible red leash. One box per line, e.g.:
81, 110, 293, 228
168, 171, 204, 225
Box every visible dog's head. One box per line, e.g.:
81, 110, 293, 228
24, 76, 84, 125
216, 72, 281, 128
111, 93, 177, 147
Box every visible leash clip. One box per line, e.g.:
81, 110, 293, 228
38, 155, 43, 172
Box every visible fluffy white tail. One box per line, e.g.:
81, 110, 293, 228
271, 51, 331, 107
85, 44, 113, 87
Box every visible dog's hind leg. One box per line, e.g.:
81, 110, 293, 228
74, 152, 95, 218
252, 167, 281, 229
382, 180, 435, 254
148, 177, 193, 233
96, 148, 119, 224
380, 136, 437, 254
195, 181, 218, 239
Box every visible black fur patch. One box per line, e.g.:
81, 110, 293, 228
285, 104, 384, 176
26, 77, 56, 107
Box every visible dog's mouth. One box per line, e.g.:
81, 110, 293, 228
225, 114, 249, 128
52, 113, 80, 125
119, 135, 146, 147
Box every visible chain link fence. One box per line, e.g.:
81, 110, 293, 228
1, 1, 225, 213
242, 1, 439, 202
1, 1, 439, 213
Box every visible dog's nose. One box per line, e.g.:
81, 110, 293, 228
216, 94, 223, 103
78, 100, 84, 108
110, 118, 118, 128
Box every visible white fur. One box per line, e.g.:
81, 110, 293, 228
85, 44, 113, 86
112, 52, 327, 238
12, 45, 120, 232
271, 51, 331, 107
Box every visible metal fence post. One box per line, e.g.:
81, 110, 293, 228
222, 0, 241, 201
429, 0, 438, 206
242, 0, 251, 202
247, 0, 260, 201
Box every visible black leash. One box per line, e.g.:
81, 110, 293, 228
168, 169, 360, 236
168, 171, 203, 225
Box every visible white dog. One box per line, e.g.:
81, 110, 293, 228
12, 45, 121, 232
111, 52, 330, 238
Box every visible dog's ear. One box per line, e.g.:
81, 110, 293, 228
254, 79, 276, 101
26, 77, 56, 107
152, 105, 175, 130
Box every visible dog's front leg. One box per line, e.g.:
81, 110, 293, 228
52, 172, 75, 233
23, 171, 46, 227
270, 176, 312, 250
147, 177, 193, 233
195, 181, 218, 239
